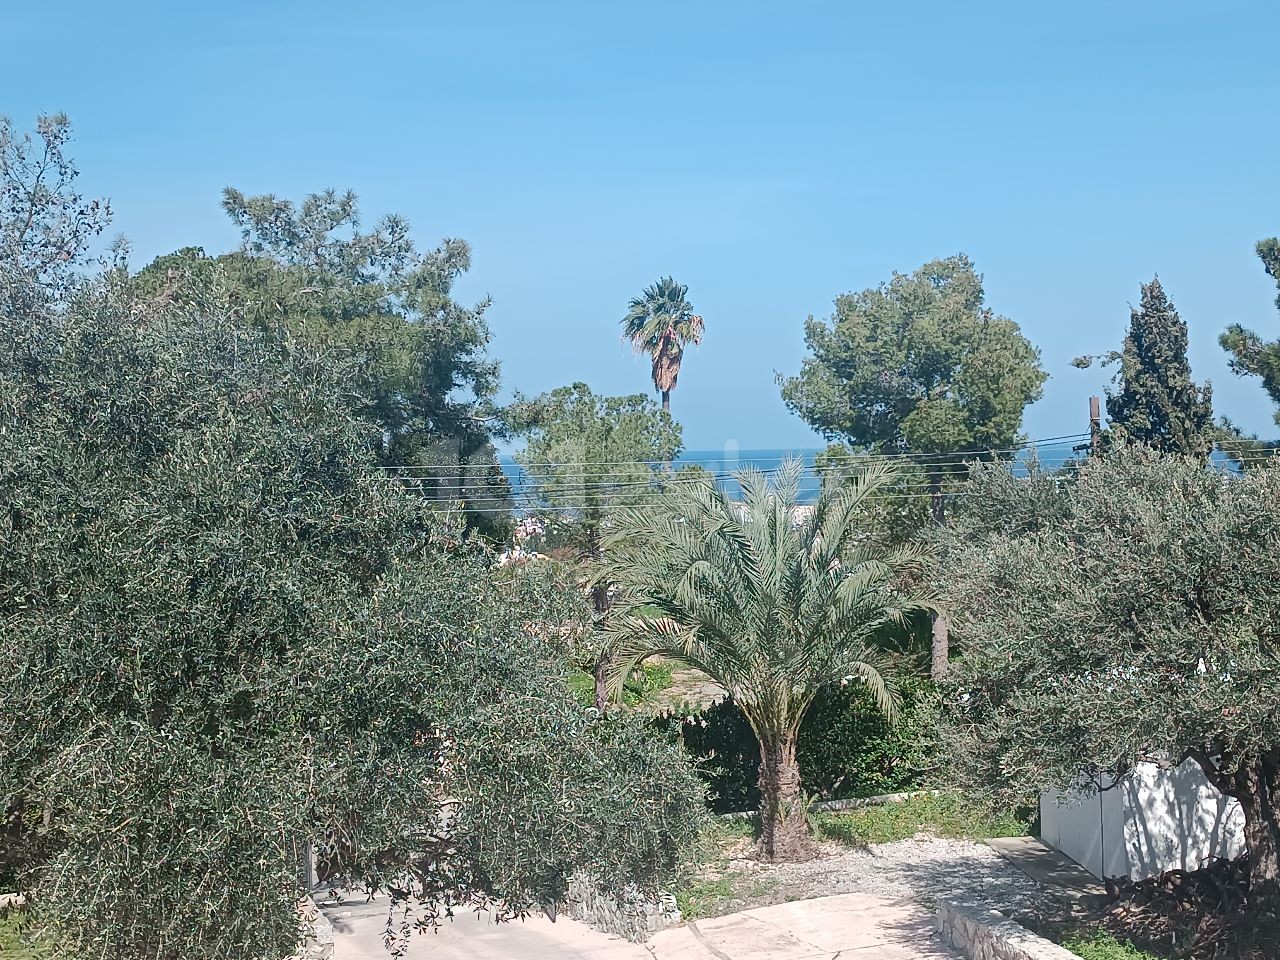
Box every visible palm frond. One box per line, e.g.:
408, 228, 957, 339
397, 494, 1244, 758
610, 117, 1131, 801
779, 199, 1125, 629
597, 456, 939, 731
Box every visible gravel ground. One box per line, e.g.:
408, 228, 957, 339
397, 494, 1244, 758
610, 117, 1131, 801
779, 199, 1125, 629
696, 834, 1046, 918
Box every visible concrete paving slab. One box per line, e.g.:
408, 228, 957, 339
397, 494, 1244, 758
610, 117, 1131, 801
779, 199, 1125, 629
653, 893, 959, 960
324, 894, 650, 960
685, 913, 818, 959
986, 836, 1106, 898
735, 894, 930, 951
328, 890, 958, 960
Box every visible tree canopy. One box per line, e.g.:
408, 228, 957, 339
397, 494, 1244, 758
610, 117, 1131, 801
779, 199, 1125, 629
509, 382, 682, 533
621, 277, 703, 414
1075, 277, 1213, 457
936, 449, 1280, 909
0, 118, 703, 960
780, 254, 1045, 678
0, 114, 112, 300
1220, 238, 1280, 429
779, 255, 1047, 478
507, 382, 682, 708
134, 186, 511, 536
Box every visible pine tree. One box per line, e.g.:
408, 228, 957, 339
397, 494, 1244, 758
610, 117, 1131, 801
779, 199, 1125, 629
1220, 238, 1280, 425
1103, 277, 1214, 457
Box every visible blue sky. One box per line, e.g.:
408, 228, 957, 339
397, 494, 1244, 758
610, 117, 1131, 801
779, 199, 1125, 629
5, 1, 1278, 450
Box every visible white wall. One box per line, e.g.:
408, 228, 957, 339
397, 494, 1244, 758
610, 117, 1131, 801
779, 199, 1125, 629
1120, 757, 1245, 881
1041, 759, 1246, 882
1040, 775, 1128, 880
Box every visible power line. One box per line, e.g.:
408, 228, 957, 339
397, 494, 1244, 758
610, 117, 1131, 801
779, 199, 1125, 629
411, 486, 1006, 516
362, 469, 1053, 497
361, 439, 1090, 493
358, 447, 1085, 495
368, 433, 1090, 473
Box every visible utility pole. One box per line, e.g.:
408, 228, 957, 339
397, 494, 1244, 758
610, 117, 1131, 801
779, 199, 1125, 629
1089, 396, 1102, 457
1074, 396, 1104, 458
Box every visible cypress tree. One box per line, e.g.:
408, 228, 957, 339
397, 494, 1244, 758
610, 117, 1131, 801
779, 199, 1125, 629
1104, 277, 1214, 457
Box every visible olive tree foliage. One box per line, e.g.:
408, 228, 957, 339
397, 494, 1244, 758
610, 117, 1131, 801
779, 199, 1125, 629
0, 269, 704, 956
597, 461, 935, 862
936, 449, 1280, 909
135, 186, 511, 536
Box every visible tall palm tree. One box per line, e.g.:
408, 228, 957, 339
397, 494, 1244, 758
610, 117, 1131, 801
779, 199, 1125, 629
621, 277, 703, 414
595, 460, 935, 862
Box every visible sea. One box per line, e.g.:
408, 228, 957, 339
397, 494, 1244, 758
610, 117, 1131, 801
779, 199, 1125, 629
498, 442, 1086, 506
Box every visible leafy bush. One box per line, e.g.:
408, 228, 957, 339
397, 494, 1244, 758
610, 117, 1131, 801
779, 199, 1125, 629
937, 449, 1280, 906
567, 661, 674, 709
656, 676, 936, 813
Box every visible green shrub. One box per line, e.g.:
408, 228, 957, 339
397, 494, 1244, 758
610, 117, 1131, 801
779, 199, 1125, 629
656, 676, 936, 813
567, 661, 674, 709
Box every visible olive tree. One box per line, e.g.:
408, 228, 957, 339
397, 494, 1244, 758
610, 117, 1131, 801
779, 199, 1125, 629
937, 449, 1280, 910
0, 270, 704, 958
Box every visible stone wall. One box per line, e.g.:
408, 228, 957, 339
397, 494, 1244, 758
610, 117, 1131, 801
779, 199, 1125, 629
936, 900, 1077, 960
564, 872, 681, 942
293, 896, 334, 960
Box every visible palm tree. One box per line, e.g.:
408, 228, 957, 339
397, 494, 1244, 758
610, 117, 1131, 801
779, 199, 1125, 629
621, 277, 703, 414
595, 460, 935, 862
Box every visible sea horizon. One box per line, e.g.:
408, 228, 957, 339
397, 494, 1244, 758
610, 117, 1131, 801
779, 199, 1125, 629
497, 442, 1085, 506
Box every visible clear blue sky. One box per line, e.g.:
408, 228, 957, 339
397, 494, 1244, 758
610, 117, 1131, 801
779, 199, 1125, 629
6, 1, 1278, 451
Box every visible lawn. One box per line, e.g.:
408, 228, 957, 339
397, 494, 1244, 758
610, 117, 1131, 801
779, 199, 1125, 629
813, 791, 1033, 846
0, 907, 51, 960
566, 660, 674, 708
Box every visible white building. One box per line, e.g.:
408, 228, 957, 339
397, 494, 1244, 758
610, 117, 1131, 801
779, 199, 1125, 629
1040, 758, 1245, 882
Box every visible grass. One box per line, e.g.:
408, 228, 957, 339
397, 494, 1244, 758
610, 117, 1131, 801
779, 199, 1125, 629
0, 907, 52, 960
672, 818, 778, 920
566, 660, 674, 708
1061, 928, 1163, 960
813, 791, 1033, 847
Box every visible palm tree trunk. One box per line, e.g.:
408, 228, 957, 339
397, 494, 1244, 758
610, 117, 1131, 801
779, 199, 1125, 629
757, 734, 812, 862
928, 470, 949, 679
661, 389, 670, 414
591, 583, 610, 712
584, 522, 612, 712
